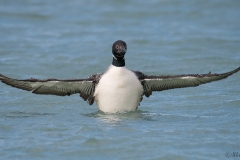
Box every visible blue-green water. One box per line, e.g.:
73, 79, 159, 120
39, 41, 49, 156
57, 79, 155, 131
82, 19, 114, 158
0, 0, 240, 159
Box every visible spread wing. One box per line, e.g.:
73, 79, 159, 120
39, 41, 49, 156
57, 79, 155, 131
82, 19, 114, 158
0, 74, 101, 105
134, 67, 240, 97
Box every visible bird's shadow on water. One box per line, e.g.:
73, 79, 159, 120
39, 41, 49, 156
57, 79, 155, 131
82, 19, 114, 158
82, 110, 157, 126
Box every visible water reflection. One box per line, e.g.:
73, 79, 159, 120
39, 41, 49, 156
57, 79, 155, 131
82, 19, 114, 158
83, 110, 156, 125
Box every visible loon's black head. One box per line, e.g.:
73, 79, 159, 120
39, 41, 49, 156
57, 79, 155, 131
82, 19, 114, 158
112, 40, 127, 60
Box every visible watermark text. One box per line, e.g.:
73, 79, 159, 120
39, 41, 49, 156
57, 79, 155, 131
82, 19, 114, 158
226, 152, 240, 158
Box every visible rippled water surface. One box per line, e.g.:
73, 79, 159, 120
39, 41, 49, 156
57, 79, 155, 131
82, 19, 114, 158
0, 0, 240, 159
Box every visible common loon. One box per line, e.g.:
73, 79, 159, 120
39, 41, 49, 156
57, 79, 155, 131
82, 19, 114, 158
0, 40, 239, 113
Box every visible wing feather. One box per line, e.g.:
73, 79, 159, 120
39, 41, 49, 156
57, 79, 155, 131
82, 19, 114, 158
134, 67, 240, 97
0, 74, 99, 105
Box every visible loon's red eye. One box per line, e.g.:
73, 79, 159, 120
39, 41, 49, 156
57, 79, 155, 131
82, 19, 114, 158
116, 45, 119, 49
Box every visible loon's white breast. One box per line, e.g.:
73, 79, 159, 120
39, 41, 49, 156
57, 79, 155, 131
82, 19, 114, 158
94, 65, 143, 113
